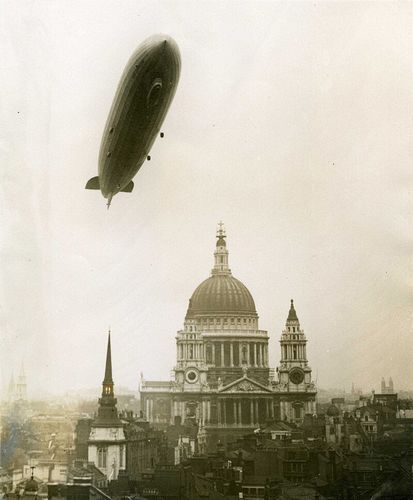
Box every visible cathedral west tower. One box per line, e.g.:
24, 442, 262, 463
277, 300, 316, 423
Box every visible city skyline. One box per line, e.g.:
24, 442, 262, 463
1, 1, 412, 396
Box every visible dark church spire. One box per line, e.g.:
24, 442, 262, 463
104, 331, 114, 386
95, 331, 121, 425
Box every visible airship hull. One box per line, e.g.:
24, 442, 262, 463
86, 35, 181, 205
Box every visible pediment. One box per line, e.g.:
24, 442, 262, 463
219, 376, 273, 394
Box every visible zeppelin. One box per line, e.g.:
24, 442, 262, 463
85, 35, 181, 207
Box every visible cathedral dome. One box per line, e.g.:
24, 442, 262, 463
186, 274, 257, 318
185, 224, 258, 320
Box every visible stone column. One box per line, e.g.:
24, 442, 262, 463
250, 400, 254, 424
247, 344, 251, 366
217, 401, 221, 425
212, 343, 215, 364
255, 400, 259, 425
238, 401, 242, 425
233, 400, 237, 424
253, 343, 257, 366
221, 343, 225, 367
230, 343, 234, 366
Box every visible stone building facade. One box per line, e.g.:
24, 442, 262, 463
140, 225, 317, 449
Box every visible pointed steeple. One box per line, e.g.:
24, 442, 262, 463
94, 331, 121, 425
17, 362, 26, 385
286, 299, 300, 328
102, 331, 114, 397
104, 332, 114, 385
211, 221, 231, 275
8, 371, 15, 401
16, 362, 27, 400
9, 371, 15, 390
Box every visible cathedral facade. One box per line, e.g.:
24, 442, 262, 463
140, 225, 317, 448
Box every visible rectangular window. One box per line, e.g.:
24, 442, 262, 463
120, 444, 124, 468
233, 343, 239, 366
98, 447, 107, 468
215, 344, 221, 366
224, 343, 230, 366
249, 344, 254, 365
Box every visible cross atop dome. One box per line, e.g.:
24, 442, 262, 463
216, 221, 226, 247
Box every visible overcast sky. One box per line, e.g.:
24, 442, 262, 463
1, 0, 412, 398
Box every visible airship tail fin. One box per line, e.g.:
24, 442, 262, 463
120, 180, 134, 193
85, 176, 100, 190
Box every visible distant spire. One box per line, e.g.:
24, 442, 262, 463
104, 331, 113, 385
9, 371, 15, 389
8, 371, 15, 400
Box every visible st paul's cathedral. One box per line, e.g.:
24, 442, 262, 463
140, 224, 317, 449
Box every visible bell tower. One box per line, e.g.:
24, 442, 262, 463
88, 332, 126, 482
277, 300, 316, 423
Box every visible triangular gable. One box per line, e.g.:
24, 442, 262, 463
219, 376, 273, 393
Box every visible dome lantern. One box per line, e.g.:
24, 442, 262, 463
212, 221, 230, 276
185, 223, 258, 321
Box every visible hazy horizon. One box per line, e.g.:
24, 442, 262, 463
1, 1, 412, 397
